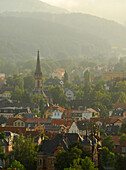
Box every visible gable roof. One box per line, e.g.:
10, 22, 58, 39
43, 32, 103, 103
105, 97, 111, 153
6, 118, 26, 126
25, 118, 49, 124
38, 133, 82, 155
114, 103, 126, 110
77, 120, 91, 130
51, 119, 73, 127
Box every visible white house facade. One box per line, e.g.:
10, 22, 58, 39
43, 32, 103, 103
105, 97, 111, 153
68, 121, 79, 133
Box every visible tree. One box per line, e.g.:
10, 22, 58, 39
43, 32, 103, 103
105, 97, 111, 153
81, 156, 95, 170
0, 132, 7, 166
55, 144, 92, 170
49, 85, 67, 106
11, 86, 23, 102
115, 155, 126, 170
11, 135, 38, 170
24, 75, 34, 91
84, 70, 91, 83
119, 133, 126, 143
102, 147, 115, 167
63, 70, 70, 87
102, 136, 114, 152
9, 160, 25, 170
120, 122, 126, 134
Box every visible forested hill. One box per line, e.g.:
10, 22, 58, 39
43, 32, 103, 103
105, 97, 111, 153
0, 12, 126, 61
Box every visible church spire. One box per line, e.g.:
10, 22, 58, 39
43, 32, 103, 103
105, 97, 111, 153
35, 50, 42, 75
34, 50, 42, 90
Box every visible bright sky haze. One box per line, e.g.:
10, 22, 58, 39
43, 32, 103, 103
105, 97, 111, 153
41, 0, 126, 24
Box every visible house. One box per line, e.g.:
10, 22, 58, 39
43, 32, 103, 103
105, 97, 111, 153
51, 119, 73, 127
0, 131, 14, 167
71, 110, 83, 120
0, 127, 27, 136
61, 109, 72, 120
111, 108, 126, 118
52, 68, 65, 80
43, 78, 62, 87
0, 87, 14, 99
44, 106, 53, 119
82, 108, 100, 120
37, 133, 98, 170
106, 125, 120, 136
51, 107, 65, 119
77, 120, 91, 136
15, 112, 37, 118
114, 103, 126, 110
115, 139, 126, 156
45, 125, 66, 135
0, 107, 30, 119
25, 118, 51, 130
68, 121, 79, 134
102, 72, 123, 81
37, 133, 83, 170
6, 118, 26, 127
63, 88, 76, 101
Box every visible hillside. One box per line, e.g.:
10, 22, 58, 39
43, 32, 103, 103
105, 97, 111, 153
0, 12, 126, 61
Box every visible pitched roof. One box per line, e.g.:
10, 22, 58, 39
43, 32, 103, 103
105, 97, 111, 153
25, 118, 49, 124
0, 127, 27, 135
77, 121, 91, 130
38, 133, 82, 155
51, 119, 73, 127
6, 118, 26, 126
114, 103, 126, 109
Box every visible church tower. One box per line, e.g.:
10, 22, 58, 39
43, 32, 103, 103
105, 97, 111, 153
34, 50, 42, 90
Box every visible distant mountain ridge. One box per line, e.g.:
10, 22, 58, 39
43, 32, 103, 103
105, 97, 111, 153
0, 5, 126, 61
0, 0, 67, 13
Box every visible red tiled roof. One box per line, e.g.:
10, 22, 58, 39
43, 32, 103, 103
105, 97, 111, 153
90, 117, 124, 124
111, 136, 120, 145
62, 114, 72, 118
0, 127, 27, 135
54, 68, 65, 72
6, 118, 26, 126
25, 118, 48, 124
114, 103, 126, 109
53, 106, 65, 112
25, 131, 40, 138
51, 119, 73, 127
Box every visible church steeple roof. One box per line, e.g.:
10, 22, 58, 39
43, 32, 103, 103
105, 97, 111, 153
35, 50, 42, 75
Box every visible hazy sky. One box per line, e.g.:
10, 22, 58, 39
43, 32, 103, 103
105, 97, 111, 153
41, 0, 126, 24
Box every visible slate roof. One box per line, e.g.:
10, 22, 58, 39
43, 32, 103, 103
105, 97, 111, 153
38, 133, 83, 155
111, 109, 124, 117
44, 78, 61, 86
45, 125, 63, 131
77, 120, 91, 130
0, 88, 14, 94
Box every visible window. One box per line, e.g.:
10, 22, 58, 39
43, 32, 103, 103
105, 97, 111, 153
108, 126, 111, 131
15, 122, 17, 126
121, 147, 126, 153
18, 122, 20, 126
22, 122, 24, 126
50, 159, 54, 168
43, 159, 46, 168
